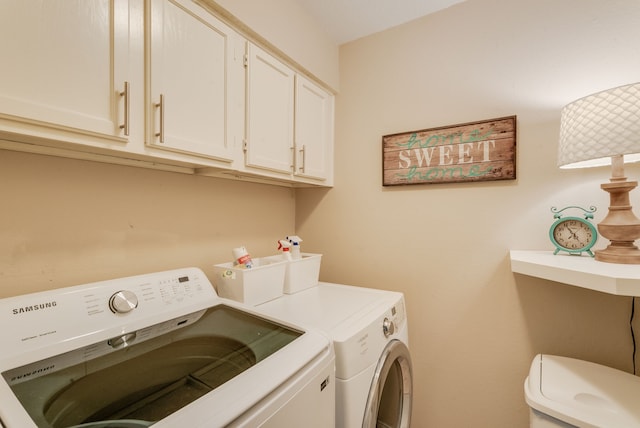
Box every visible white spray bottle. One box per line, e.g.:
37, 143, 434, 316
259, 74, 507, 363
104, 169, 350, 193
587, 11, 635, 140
277, 239, 293, 261
286, 235, 302, 260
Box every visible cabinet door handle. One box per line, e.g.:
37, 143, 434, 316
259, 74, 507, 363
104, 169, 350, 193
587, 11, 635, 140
119, 81, 130, 136
155, 94, 165, 143
298, 145, 306, 173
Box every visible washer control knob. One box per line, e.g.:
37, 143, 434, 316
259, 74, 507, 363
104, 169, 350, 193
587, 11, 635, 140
383, 317, 395, 337
109, 290, 138, 314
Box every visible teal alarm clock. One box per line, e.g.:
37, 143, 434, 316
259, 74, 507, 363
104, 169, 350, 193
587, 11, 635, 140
549, 206, 598, 256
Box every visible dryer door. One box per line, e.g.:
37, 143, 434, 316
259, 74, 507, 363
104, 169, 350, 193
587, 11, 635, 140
362, 339, 413, 428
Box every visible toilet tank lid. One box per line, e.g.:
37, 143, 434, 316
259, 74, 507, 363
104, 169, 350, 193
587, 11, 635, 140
524, 354, 640, 427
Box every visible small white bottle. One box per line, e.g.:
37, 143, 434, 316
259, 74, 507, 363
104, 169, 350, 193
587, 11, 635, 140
232, 246, 253, 268
287, 236, 303, 260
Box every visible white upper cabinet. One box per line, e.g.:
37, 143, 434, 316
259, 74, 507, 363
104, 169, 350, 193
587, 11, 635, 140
245, 43, 295, 174
244, 43, 334, 184
294, 75, 334, 182
0, 2, 333, 186
0, 0, 133, 143
148, 0, 242, 162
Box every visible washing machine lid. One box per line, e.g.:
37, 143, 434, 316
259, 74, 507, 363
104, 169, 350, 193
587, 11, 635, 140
524, 354, 640, 428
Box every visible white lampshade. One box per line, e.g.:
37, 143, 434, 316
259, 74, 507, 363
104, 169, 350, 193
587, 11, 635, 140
558, 82, 640, 169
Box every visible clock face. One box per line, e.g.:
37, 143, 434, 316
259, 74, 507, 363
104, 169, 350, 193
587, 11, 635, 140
552, 218, 595, 251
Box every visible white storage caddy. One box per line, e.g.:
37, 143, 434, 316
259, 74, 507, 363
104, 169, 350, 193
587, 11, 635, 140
212, 258, 286, 306
264, 253, 322, 294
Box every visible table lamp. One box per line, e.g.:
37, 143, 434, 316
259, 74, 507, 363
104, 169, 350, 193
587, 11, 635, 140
558, 82, 640, 264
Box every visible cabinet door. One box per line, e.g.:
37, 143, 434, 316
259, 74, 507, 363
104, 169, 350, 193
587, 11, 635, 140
294, 75, 334, 181
0, 0, 131, 142
245, 43, 295, 174
148, 0, 239, 161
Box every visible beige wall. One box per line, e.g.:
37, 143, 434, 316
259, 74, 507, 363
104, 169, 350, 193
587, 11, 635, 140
0, 151, 295, 297
296, 0, 640, 426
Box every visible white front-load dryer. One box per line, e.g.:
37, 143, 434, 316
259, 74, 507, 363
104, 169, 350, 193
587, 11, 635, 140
256, 282, 413, 428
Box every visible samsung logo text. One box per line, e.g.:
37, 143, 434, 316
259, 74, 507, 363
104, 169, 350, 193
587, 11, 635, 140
12, 301, 58, 315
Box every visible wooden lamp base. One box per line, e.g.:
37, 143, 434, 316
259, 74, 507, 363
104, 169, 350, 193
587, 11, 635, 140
595, 178, 640, 264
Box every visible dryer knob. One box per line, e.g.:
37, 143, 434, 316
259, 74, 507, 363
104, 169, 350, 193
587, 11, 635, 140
109, 290, 138, 314
383, 317, 395, 337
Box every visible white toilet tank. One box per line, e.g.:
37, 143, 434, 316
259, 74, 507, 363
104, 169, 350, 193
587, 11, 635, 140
525, 354, 640, 428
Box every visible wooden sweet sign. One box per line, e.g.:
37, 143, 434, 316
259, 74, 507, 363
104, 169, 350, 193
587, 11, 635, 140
382, 116, 516, 186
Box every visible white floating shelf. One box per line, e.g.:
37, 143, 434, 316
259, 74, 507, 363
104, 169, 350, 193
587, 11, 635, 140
510, 250, 640, 296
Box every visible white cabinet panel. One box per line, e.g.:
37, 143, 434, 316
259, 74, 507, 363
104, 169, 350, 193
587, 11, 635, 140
148, 0, 239, 162
245, 43, 295, 174
294, 75, 334, 182
0, 0, 130, 141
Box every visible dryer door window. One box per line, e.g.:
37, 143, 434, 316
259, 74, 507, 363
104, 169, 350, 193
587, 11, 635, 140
362, 339, 413, 428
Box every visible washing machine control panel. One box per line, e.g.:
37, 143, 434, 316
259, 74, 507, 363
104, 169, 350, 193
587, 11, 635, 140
0, 267, 218, 359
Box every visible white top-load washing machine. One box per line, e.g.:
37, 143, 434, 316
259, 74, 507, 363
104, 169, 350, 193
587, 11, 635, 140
0, 267, 335, 428
256, 282, 413, 428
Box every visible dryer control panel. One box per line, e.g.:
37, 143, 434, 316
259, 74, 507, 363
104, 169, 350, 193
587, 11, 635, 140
388, 299, 406, 333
